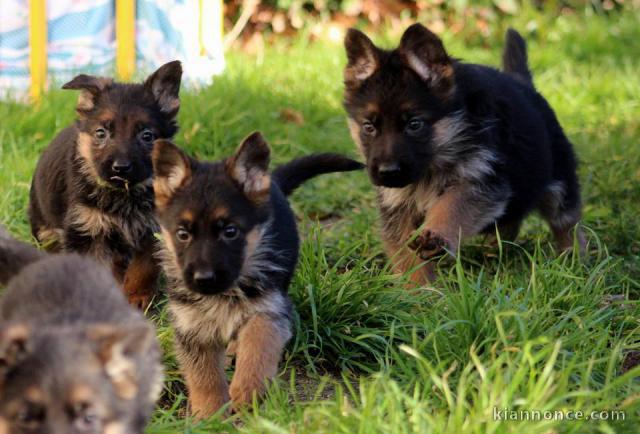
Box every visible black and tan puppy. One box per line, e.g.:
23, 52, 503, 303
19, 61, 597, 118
343, 25, 584, 283
0, 226, 163, 434
28, 61, 182, 307
151, 133, 362, 417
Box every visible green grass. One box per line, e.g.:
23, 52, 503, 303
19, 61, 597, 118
1, 8, 640, 434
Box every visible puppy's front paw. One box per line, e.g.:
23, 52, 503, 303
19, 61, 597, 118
126, 292, 152, 310
408, 230, 449, 260
229, 376, 266, 411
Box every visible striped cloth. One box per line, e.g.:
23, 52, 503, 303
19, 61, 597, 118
0, 0, 224, 98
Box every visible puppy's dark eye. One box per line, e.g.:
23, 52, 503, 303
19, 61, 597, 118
222, 225, 239, 240
140, 129, 155, 144
176, 228, 191, 243
362, 121, 376, 136
405, 118, 425, 134
16, 403, 45, 427
95, 128, 107, 141
72, 403, 99, 431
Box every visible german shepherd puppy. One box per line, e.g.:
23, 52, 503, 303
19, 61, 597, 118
0, 226, 163, 434
151, 133, 362, 417
343, 25, 584, 283
28, 61, 182, 307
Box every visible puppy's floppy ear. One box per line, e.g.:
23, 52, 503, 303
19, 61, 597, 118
62, 74, 113, 112
344, 28, 380, 88
144, 60, 182, 116
87, 324, 156, 400
226, 132, 271, 202
152, 140, 192, 209
398, 24, 455, 97
0, 324, 30, 386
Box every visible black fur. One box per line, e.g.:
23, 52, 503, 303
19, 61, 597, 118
151, 134, 362, 414
28, 61, 182, 305
272, 153, 365, 196
503, 28, 533, 85
343, 25, 583, 276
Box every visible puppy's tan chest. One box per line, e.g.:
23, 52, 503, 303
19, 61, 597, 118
69, 203, 155, 249
169, 290, 289, 345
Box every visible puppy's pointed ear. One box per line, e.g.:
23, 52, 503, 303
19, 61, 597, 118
87, 324, 156, 400
399, 24, 455, 97
0, 324, 30, 386
152, 140, 192, 209
62, 74, 113, 112
226, 132, 271, 202
144, 60, 182, 116
344, 29, 380, 88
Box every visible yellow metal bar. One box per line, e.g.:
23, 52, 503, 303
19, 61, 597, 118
116, 0, 136, 81
29, 0, 47, 102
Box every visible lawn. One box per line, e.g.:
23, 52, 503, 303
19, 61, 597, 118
1, 8, 639, 434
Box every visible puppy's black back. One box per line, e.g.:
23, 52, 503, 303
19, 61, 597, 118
29, 126, 79, 238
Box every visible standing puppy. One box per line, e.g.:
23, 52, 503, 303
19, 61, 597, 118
151, 133, 362, 417
343, 25, 584, 283
0, 226, 163, 434
29, 61, 182, 307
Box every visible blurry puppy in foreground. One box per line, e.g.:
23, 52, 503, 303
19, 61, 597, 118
343, 25, 584, 283
151, 133, 363, 417
0, 226, 163, 434
29, 61, 182, 308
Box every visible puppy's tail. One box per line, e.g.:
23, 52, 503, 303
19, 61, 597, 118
272, 153, 364, 196
0, 225, 45, 286
503, 28, 533, 86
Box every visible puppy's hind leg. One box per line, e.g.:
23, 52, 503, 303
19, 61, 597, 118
229, 313, 291, 410
539, 181, 585, 252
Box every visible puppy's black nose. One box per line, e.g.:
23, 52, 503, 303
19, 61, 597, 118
193, 269, 216, 288
112, 159, 133, 174
378, 162, 402, 175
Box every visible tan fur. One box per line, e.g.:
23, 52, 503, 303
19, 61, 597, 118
229, 314, 288, 409
0, 418, 7, 434
344, 46, 378, 85
70, 204, 114, 238
227, 158, 271, 203
210, 206, 229, 220
24, 386, 44, 402
68, 384, 93, 402
348, 118, 365, 155
181, 345, 229, 418
170, 290, 289, 345
180, 210, 194, 222
97, 109, 116, 123
123, 239, 160, 309
74, 77, 112, 112
36, 227, 64, 250
242, 226, 262, 271
77, 132, 98, 178
384, 230, 435, 285
89, 326, 140, 400
153, 162, 191, 209
103, 422, 126, 434
539, 181, 585, 251
69, 202, 155, 250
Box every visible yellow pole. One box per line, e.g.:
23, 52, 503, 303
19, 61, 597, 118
116, 0, 135, 81
29, 0, 47, 102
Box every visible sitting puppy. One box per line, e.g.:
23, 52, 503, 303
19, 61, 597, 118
343, 25, 584, 283
151, 133, 362, 417
28, 61, 182, 307
0, 226, 163, 434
